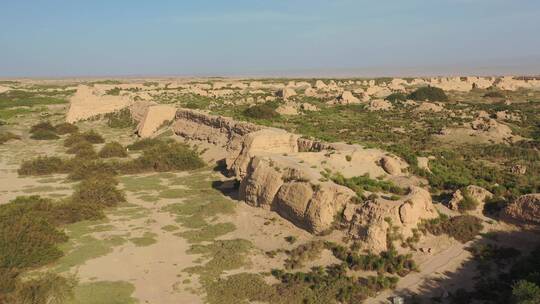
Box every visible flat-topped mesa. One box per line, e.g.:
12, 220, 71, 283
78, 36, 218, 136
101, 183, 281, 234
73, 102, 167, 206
66, 85, 133, 123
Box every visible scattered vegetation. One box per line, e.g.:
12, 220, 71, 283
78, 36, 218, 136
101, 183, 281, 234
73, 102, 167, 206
458, 187, 479, 212
418, 214, 483, 243
54, 122, 78, 135
331, 173, 406, 197
98, 142, 127, 158
385, 92, 407, 102
407, 86, 448, 102
105, 108, 136, 129
243, 102, 280, 120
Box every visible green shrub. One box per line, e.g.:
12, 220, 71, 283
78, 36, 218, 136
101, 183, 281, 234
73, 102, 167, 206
385, 92, 407, 102
419, 215, 483, 243
80, 130, 104, 144
18, 156, 67, 176
67, 159, 118, 181
12, 273, 75, 304
126, 138, 163, 151
54, 122, 78, 135
104, 87, 121, 96
0, 131, 20, 144
71, 175, 125, 208
30, 129, 59, 140
407, 86, 448, 102
99, 142, 127, 158
65, 141, 97, 158
331, 173, 406, 197
243, 103, 279, 120
0, 197, 68, 269
122, 141, 204, 173
64, 130, 104, 147
64, 133, 87, 147
458, 188, 479, 212
284, 241, 325, 270
30, 121, 56, 134
105, 108, 136, 129
512, 280, 540, 304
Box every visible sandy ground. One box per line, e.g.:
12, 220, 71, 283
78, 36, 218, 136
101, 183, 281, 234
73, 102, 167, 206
72, 192, 203, 304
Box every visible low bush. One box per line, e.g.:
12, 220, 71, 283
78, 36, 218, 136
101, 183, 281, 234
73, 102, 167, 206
0, 131, 20, 144
385, 92, 407, 102
331, 173, 406, 197
99, 142, 127, 158
30, 121, 56, 134
328, 243, 417, 277
243, 103, 280, 120
126, 138, 163, 151
104, 87, 121, 96
54, 122, 78, 135
0, 196, 68, 270
71, 175, 125, 208
67, 159, 118, 181
64, 130, 104, 147
419, 214, 483, 243
458, 188, 479, 212
407, 86, 448, 102
11, 273, 75, 304
65, 141, 97, 158
105, 108, 136, 129
284, 241, 325, 270
121, 141, 204, 173
81, 130, 104, 144
18, 156, 67, 176
30, 129, 60, 140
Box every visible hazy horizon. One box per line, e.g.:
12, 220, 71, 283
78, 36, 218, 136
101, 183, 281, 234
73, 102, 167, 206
1, 0, 539, 78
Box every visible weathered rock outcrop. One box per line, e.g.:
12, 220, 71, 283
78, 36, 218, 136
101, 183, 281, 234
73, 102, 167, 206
169, 109, 434, 252
502, 194, 540, 225
239, 156, 356, 233
449, 185, 492, 215
343, 187, 438, 253
137, 105, 177, 138
66, 85, 133, 123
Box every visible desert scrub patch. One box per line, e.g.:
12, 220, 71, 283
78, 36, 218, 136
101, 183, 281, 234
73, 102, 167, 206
158, 188, 189, 199
328, 242, 417, 277
0, 90, 68, 110
119, 140, 205, 174
176, 222, 236, 243
185, 239, 252, 280
105, 108, 136, 129
418, 214, 483, 243
68, 280, 137, 304
331, 173, 406, 197
64, 130, 104, 147
126, 138, 164, 151
243, 102, 280, 120
130, 232, 157, 247
18, 156, 68, 176
407, 86, 448, 102
54, 122, 79, 135
284, 241, 326, 270
98, 141, 127, 158
119, 175, 168, 192
30, 129, 60, 140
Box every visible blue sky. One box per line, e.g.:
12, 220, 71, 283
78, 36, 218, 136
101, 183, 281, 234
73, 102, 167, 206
0, 0, 539, 77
